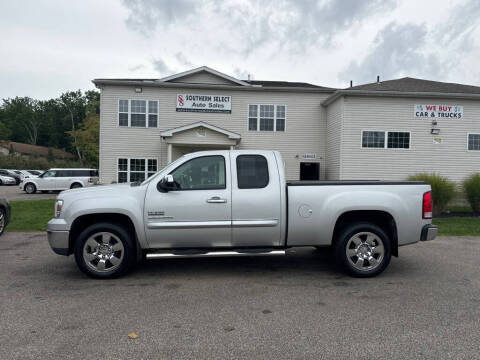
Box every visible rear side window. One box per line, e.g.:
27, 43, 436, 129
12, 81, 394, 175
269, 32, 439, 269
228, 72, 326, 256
236, 155, 269, 189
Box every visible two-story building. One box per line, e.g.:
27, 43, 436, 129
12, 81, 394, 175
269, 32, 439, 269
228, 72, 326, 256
93, 66, 480, 184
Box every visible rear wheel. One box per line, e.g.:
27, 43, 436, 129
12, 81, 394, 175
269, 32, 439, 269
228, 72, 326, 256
334, 222, 391, 277
71, 183, 82, 189
74, 222, 136, 279
24, 183, 36, 194
0, 208, 6, 236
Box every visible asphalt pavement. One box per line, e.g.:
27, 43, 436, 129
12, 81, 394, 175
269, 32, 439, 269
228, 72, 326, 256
0, 184, 57, 201
0, 232, 479, 359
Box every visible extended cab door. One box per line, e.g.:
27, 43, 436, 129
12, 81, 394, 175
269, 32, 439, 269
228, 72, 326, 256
230, 152, 282, 247
144, 154, 232, 248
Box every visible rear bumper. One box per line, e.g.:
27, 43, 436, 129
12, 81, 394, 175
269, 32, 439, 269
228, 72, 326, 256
421, 224, 438, 241
47, 218, 70, 255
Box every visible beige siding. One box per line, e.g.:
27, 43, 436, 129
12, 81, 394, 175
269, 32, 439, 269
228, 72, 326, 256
99, 85, 329, 183
167, 127, 236, 146
325, 97, 343, 179
170, 71, 239, 85
340, 96, 480, 182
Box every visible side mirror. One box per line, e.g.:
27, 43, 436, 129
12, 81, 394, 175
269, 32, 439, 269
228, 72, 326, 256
157, 175, 176, 193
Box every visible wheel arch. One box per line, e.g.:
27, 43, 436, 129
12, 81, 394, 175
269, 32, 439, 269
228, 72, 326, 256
68, 213, 142, 260
332, 210, 398, 257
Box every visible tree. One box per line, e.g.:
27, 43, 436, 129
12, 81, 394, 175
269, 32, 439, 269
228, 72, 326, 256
0, 97, 41, 144
70, 113, 99, 167
57, 91, 87, 162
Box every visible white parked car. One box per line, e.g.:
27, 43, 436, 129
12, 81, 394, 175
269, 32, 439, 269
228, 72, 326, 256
12, 170, 39, 180
0, 175, 16, 186
21, 168, 99, 194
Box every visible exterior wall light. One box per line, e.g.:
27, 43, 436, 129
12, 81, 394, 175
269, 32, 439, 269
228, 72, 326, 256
135, 87, 142, 93
431, 128, 440, 135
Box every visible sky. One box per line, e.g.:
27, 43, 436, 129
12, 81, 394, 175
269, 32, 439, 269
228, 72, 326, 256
1, 0, 479, 100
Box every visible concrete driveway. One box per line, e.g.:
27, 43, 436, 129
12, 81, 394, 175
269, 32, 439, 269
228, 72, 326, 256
0, 184, 57, 200
0, 232, 479, 359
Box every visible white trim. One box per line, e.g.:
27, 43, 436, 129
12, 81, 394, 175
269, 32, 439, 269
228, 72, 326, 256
467, 132, 480, 152
160, 121, 241, 140
360, 130, 411, 150
116, 157, 159, 183
157, 66, 253, 87
247, 104, 287, 132
118, 99, 159, 128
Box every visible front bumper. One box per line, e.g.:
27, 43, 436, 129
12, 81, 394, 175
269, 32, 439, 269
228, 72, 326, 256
421, 224, 438, 241
47, 218, 70, 255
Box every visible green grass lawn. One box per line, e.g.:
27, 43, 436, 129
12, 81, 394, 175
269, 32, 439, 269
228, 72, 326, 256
8, 199, 55, 232
433, 217, 480, 236
5, 199, 480, 236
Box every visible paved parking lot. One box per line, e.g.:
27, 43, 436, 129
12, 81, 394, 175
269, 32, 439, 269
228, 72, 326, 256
0, 184, 57, 200
0, 232, 479, 359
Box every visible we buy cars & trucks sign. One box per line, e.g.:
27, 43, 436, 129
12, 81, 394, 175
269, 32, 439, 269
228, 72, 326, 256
414, 104, 464, 118
177, 94, 232, 113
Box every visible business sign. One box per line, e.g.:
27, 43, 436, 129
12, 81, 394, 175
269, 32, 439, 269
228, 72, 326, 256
176, 94, 232, 113
414, 104, 463, 118
301, 153, 317, 160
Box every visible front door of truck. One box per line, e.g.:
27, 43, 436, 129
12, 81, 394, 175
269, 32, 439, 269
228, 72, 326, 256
144, 154, 232, 248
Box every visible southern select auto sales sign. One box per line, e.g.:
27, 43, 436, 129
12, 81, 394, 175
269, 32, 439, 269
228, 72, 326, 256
414, 104, 464, 118
176, 94, 232, 113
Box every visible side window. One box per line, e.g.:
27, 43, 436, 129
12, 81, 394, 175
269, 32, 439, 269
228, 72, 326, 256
43, 170, 56, 178
236, 155, 269, 189
170, 156, 226, 190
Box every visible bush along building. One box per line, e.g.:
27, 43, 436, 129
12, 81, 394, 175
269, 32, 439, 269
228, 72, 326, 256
93, 66, 480, 184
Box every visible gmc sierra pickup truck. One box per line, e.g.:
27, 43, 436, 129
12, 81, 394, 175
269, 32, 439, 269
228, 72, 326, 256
47, 150, 437, 279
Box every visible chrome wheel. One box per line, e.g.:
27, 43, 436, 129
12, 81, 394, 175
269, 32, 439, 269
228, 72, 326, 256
83, 232, 124, 273
0, 211, 5, 234
346, 232, 385, 272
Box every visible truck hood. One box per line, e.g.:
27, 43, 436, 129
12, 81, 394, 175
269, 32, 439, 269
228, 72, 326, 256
58, 183, 144, 201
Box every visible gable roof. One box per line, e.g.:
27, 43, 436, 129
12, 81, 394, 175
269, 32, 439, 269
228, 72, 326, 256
243, 80, 335, 90
322, 77, 480, 106
158, 66, 252, 86
347, 77, 480, 94
160, 121, 241, 140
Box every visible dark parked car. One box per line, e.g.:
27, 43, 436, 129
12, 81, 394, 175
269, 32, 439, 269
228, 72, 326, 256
0, 169, 21, 185
0, 198, 10, 236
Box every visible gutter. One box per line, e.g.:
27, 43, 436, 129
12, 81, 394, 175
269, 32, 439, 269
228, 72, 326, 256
321, 89, 480, 106
92, 79, 336, 94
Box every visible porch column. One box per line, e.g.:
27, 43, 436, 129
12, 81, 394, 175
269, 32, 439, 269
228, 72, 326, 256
167, 143, 172, 164
230, 145, 234, 150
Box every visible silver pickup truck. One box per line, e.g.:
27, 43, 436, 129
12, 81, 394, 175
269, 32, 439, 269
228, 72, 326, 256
47, 150, 437, 279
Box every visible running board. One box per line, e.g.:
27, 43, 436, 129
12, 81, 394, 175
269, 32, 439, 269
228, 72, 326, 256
146, 249, 286, 259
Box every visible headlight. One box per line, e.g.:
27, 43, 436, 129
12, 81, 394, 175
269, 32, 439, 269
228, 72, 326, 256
55, 200, 64, 218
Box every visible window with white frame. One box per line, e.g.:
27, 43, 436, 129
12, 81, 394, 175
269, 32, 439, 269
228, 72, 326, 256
248, 104, 286, 132
468, 133, 480, 151
362, 131, 410, 149
118, 100, 158, 128
117, 158, 158, 183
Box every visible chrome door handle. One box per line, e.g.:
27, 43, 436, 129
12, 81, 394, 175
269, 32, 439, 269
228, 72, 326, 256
207, 196, 227, 203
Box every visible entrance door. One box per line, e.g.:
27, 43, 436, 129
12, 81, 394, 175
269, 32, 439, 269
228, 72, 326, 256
144, 154, 232, 248
300, 162, 320, 180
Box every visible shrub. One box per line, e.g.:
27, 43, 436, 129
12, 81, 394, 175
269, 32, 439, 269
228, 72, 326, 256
463, 173, 480, 213
0, 153, 86, 171
407, 173, 455, 215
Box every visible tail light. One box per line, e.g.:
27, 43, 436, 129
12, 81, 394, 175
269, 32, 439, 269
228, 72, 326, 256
423, 191, 433, 219
88, 177, 93, 183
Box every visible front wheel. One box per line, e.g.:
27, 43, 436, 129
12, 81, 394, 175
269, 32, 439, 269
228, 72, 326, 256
74, 223, 136, 279
334, 222, 391, 277
24, 183, 36, 194
0, 208, 6, 236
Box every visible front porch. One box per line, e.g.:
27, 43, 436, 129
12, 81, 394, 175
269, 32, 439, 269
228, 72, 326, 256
160, 122, 241, 163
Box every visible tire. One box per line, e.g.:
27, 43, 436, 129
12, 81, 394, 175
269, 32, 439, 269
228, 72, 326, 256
0, 179, 3, 186
74, 222, 136, 279
24, 183, 36, 194
0, 208, 6, 236
70, 183, 82, 189
334, 222, 391, 278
